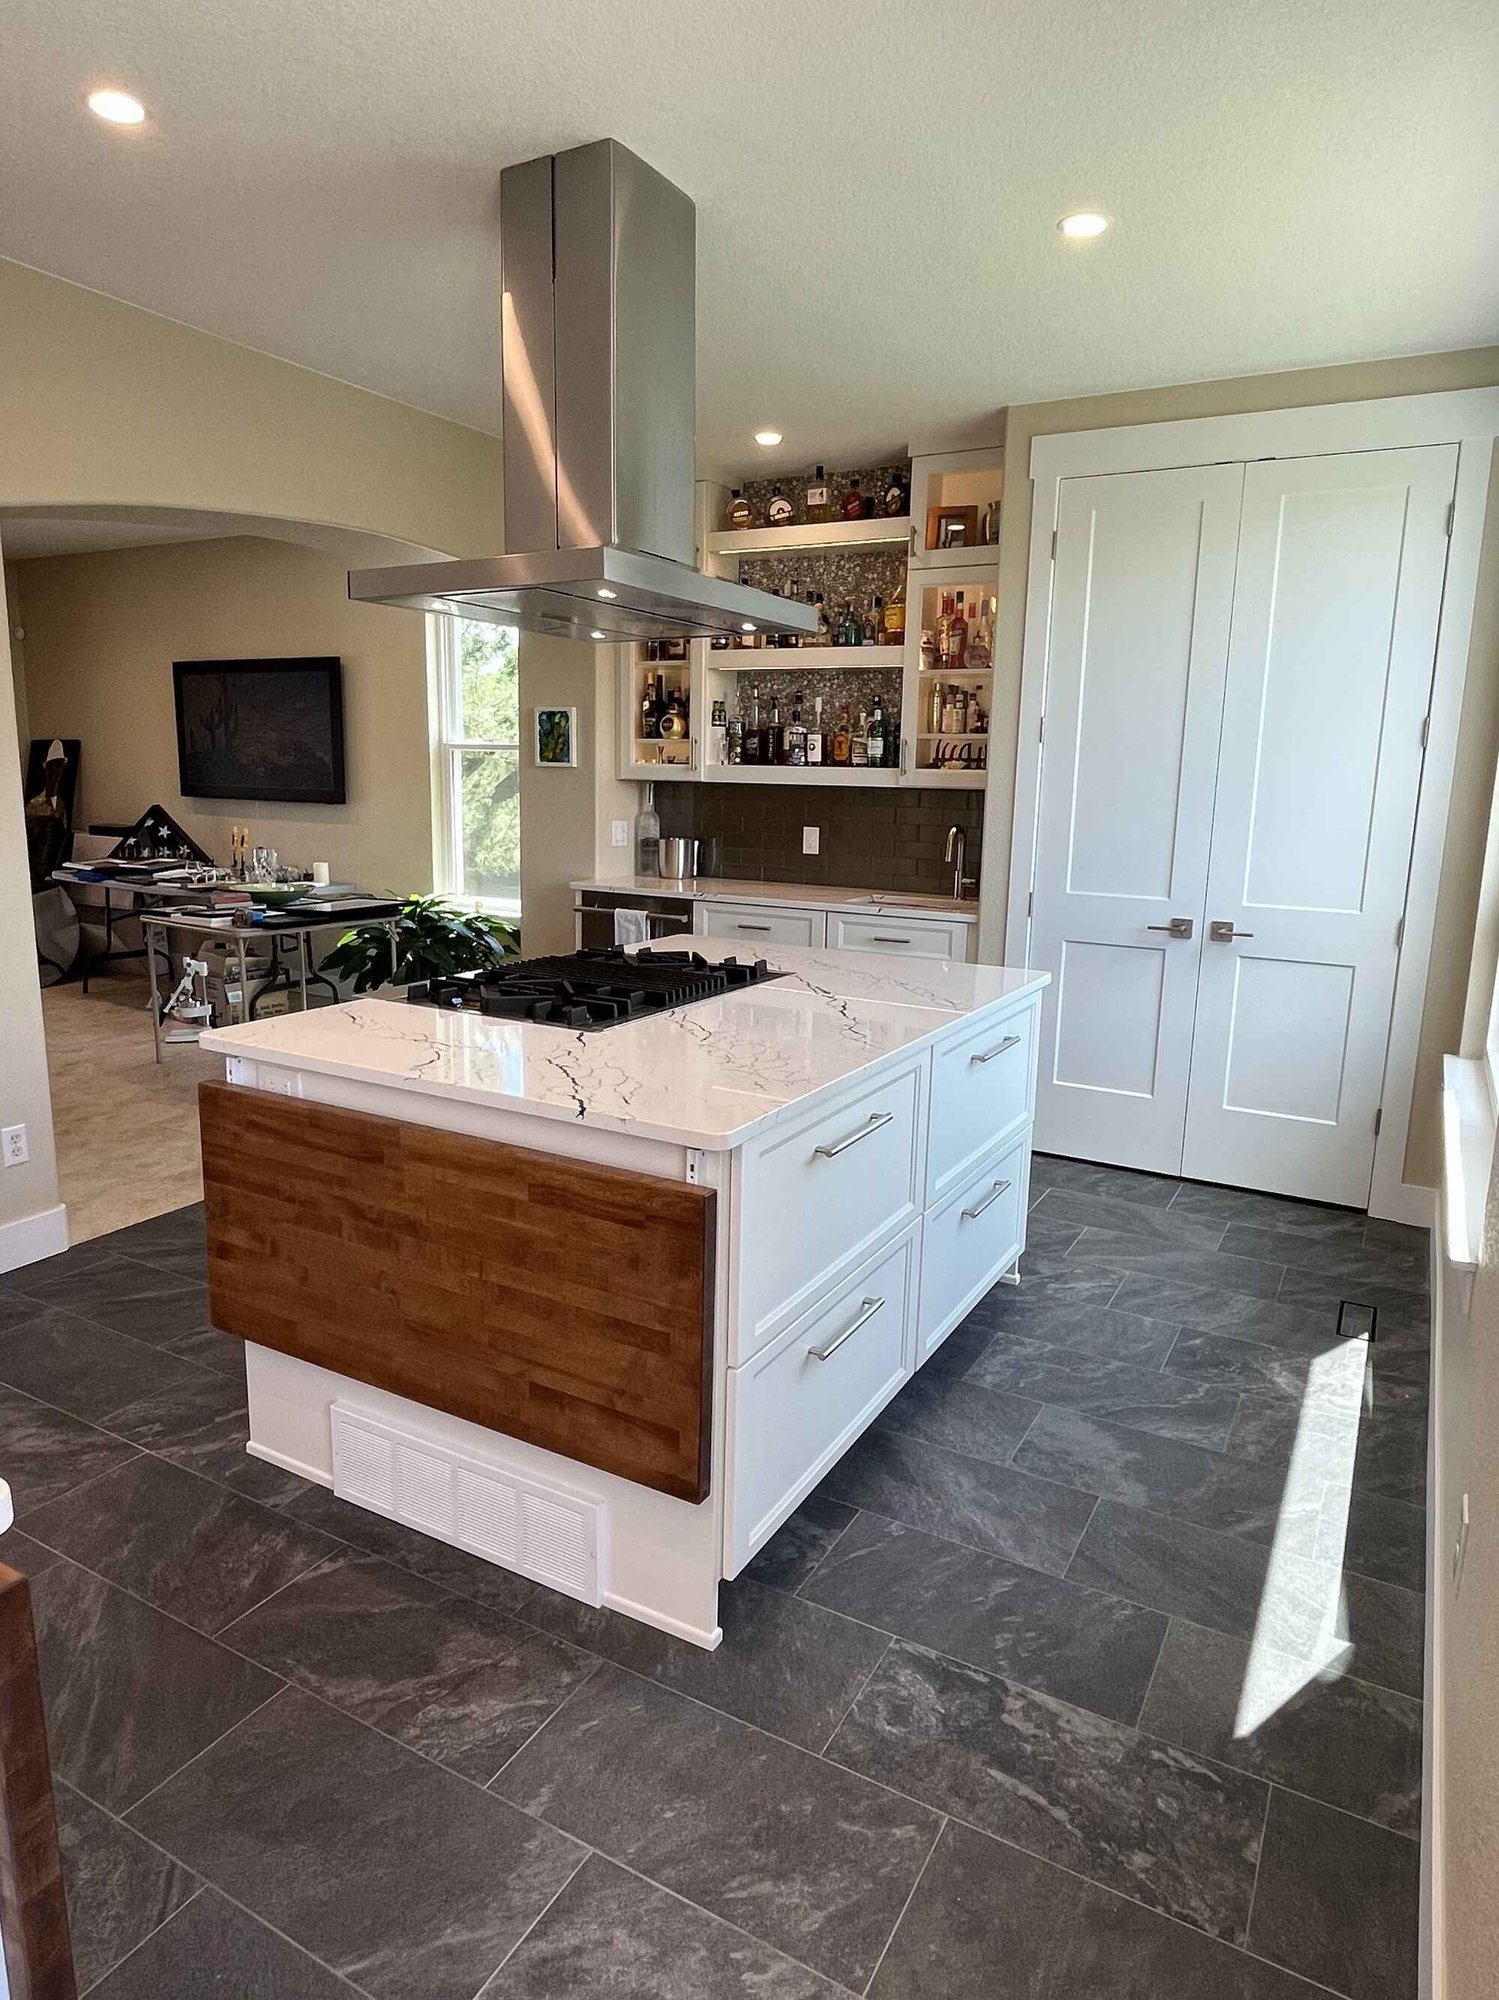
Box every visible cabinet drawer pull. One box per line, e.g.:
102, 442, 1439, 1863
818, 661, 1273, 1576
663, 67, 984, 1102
813, 1110, 894, 1159
970, 1034, 1022, 1065
870, 934, 912, 945
961, 1178, 1012, 1221
734, 922, 773, 932
808, 1295, 884, 1361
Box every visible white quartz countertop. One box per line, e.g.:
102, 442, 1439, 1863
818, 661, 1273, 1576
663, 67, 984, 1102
200, 941, 1047, 1151
572, 876, 980, 921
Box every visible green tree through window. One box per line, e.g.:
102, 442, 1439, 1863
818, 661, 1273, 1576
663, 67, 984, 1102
435, 617, 521, 911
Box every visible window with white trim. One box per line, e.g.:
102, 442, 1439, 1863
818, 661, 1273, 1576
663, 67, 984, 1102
430, 615, 521, 915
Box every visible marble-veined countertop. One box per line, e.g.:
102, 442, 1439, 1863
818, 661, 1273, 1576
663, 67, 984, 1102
572, 876, 980, 921
200, 941, 1046, 1151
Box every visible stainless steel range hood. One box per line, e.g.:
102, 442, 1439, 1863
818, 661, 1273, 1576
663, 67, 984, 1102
349, 140, 814, 644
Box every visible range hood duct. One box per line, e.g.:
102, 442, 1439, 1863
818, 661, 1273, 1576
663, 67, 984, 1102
348, 139, 815, 644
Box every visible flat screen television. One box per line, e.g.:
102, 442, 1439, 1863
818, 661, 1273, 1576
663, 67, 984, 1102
173, 657, 346, 804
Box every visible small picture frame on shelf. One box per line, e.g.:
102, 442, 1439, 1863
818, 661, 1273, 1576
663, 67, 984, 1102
928, 504, 980, 551
534, 707, 578, 767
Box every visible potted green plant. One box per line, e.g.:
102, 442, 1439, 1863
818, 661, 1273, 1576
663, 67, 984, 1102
320, 895, 519, 995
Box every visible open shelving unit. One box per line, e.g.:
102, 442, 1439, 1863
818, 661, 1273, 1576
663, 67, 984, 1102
617, 446, 1001, 792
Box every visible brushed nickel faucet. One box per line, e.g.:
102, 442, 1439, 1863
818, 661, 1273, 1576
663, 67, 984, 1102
945, 825, 975, 902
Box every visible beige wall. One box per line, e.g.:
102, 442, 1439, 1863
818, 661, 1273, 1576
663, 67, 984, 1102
981, 347, 1499, 1189
6, 563, 28, 755
518, 636, 636, 954
0, 556, 62, 1239
0, 260, 503, 556
17, 537, 435, 895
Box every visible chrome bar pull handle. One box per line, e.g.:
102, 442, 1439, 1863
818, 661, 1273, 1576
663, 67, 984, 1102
1209, 921, 1255, 942
1146, 917, 1194, 939
971, 1034, 1022, 1065
813, 1111, 894, 1159
961, 1178, 1012, 1221
808, 1296, 884, 1362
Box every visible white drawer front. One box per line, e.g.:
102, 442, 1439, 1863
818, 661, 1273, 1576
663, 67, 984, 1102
827, 912, 972, 961
918, 1136, 1028, 1362
927, 997, 1038, 1205
734, 1058, 924, 1364
726, 1227, 916, 1572
697, 902, 826, 949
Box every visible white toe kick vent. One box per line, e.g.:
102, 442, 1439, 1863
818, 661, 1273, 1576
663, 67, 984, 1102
330, 1404, 605, 1604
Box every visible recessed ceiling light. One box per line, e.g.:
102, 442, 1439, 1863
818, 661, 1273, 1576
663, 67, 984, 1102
753, 430, 782, 447
1058, 211, 1109, 240
589, 629, 607, 640
596, 587, 617, 600
87, 87, 147, 126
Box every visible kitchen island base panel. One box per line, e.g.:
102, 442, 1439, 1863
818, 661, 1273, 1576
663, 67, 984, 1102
244, 1343, 728, 1649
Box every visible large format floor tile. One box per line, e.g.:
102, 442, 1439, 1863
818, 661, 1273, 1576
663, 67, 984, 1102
0, 1382, 139, 1518
798, 1510, 1167, 1724
1138, 1619, 1423, 1834
0, 1308, 204, 1424
32, 1559, 279, 1812
101, 1368, 310, 1507
1063, 1230, 1285, 1296
1110, 1272, 1338, 1351
129, 1689, 585, 2000
2, 1253, 214, 1345
1248, 1789, 1420, 2000
1033, 1188, 1228, 1249
966, 1346, 1242, 1449
24, 1453, 338, 1635
478, 1853, 842, 1999
222, 1549, 597, 1782
819, 1427, 1097, 1576
828, 1641, 1267, 1943
872, 1365, 1041, 1464
102, 1202, 209, 1281
54, 1778, 198, 1991
492, 1663, 939, 1990
741, 1492, 857, 1592
868, 1819, 1320, 2000
89, 1889, 363, 1999
1028, 1156, 1183, 1209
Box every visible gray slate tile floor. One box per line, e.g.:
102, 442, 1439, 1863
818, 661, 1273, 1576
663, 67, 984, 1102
0, 1162, 1427, 1996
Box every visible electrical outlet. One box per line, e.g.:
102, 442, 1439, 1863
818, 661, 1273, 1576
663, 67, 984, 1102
802, 825, 820, 855
1454, 1491, 1471, 1590
611, 820, 630, 848
1, 1124, 28, 1168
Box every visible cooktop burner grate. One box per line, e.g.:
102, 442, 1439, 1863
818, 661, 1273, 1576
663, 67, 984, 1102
405, 947, 784, 1029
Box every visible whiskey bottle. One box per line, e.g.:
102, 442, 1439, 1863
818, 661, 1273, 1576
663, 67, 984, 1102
863, 594, 882, 645
785, 698, 808, 767
883, 579, 906, 645
851, 709, 869, 767
866, 698, 886, 768
768, 484, 793, 527
946, 591, 969, 668
935, 592, 953, 661
805, 465, 832, 524
831, 707, 852, 766
807, 695, 826, 764
841, 476, 864, 520
725, 488, 752, 531
883, 470, 908, 517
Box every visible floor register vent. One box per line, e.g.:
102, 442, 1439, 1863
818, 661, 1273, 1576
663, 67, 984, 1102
330, 1404, 606, 1605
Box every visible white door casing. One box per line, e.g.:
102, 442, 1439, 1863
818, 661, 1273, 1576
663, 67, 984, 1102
1181, 445, 1458, 1204
1029, 462, 1245, 1174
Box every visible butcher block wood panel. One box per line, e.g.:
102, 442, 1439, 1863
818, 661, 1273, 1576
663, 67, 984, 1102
198, 1083, 716, 1501
0, 1563, 78, 2000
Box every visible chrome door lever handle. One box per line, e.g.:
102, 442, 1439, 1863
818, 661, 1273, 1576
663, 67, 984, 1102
1146, 917, 1194, 939
1208, 921, 1254, 942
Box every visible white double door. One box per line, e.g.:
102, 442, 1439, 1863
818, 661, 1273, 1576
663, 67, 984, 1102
1029, 444, 1457, 1206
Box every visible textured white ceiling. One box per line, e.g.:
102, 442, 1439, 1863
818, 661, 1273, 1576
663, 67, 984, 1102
1, 0, 1494, 481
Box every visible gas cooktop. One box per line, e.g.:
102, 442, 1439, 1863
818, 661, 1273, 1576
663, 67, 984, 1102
406, 947, 785, 1031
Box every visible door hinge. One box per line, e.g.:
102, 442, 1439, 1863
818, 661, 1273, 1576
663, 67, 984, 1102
1445, 500, 1455, 538
1374, 1107, 1383, 1137
1050, 530, 1058, 559
1419, 714, 1430, 749
1027, 890, 1034, 916
1395, 915, 1405, 951
1038, 713, 1045, 744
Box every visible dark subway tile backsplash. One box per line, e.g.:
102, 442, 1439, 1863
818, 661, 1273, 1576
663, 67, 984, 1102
654, 783, 984, 898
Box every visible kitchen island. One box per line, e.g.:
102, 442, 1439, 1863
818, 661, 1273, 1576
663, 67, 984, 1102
197, 943, 1046, 1647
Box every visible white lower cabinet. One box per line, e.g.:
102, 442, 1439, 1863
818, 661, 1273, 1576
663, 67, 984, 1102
826, 912, 974, 962
695, 902, 827, 949
724, 1224, 918, 1574
918, 1134, 1029, 1362
926, 994, 1038, 1205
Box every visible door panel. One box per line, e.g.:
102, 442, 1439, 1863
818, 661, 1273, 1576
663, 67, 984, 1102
1031, 463, 1245, 1172
1183, 445, 1457, 1204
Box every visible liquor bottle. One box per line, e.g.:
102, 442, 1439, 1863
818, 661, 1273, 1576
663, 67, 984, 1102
709, 696, 729, 767
813, 592, 833, 647
883, 578, 906, 645
805, 465, 832, 524
639, 671, 661, 739
883, 470, 908, 517
935, 591, 953, 662
982, 498, 1001, 545
725, 488, 752, 531
785, 698, 807, 767
841, 476, 864, 520
743, 686, 763, 763
768, 484, 793, 527
851, 709, 869, 767
726, 715, 744, 764
866, 698, 886, 768
946, 591, 969, 668
832, 707, 852, 766
863, 594, 881, 645
636, 783, 660, 875
765, 697, 785, 766
840, 601, 862, 647
929, 679, 944, 734
807, 695, 825, 764
659, 687, 688, 740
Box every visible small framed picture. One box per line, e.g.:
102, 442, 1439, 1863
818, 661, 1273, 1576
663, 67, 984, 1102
534, 706, 578, 767
929, 504, 980, 551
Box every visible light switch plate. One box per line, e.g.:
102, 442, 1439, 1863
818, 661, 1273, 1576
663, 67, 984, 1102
802, 826, 820, 855
611, 820, 630, 848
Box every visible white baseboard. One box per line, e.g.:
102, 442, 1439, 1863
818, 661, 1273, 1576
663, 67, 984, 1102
0, 1203, 69, 1275
244, 1438, 333, 1487
1369, 1181, 1439, 1229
